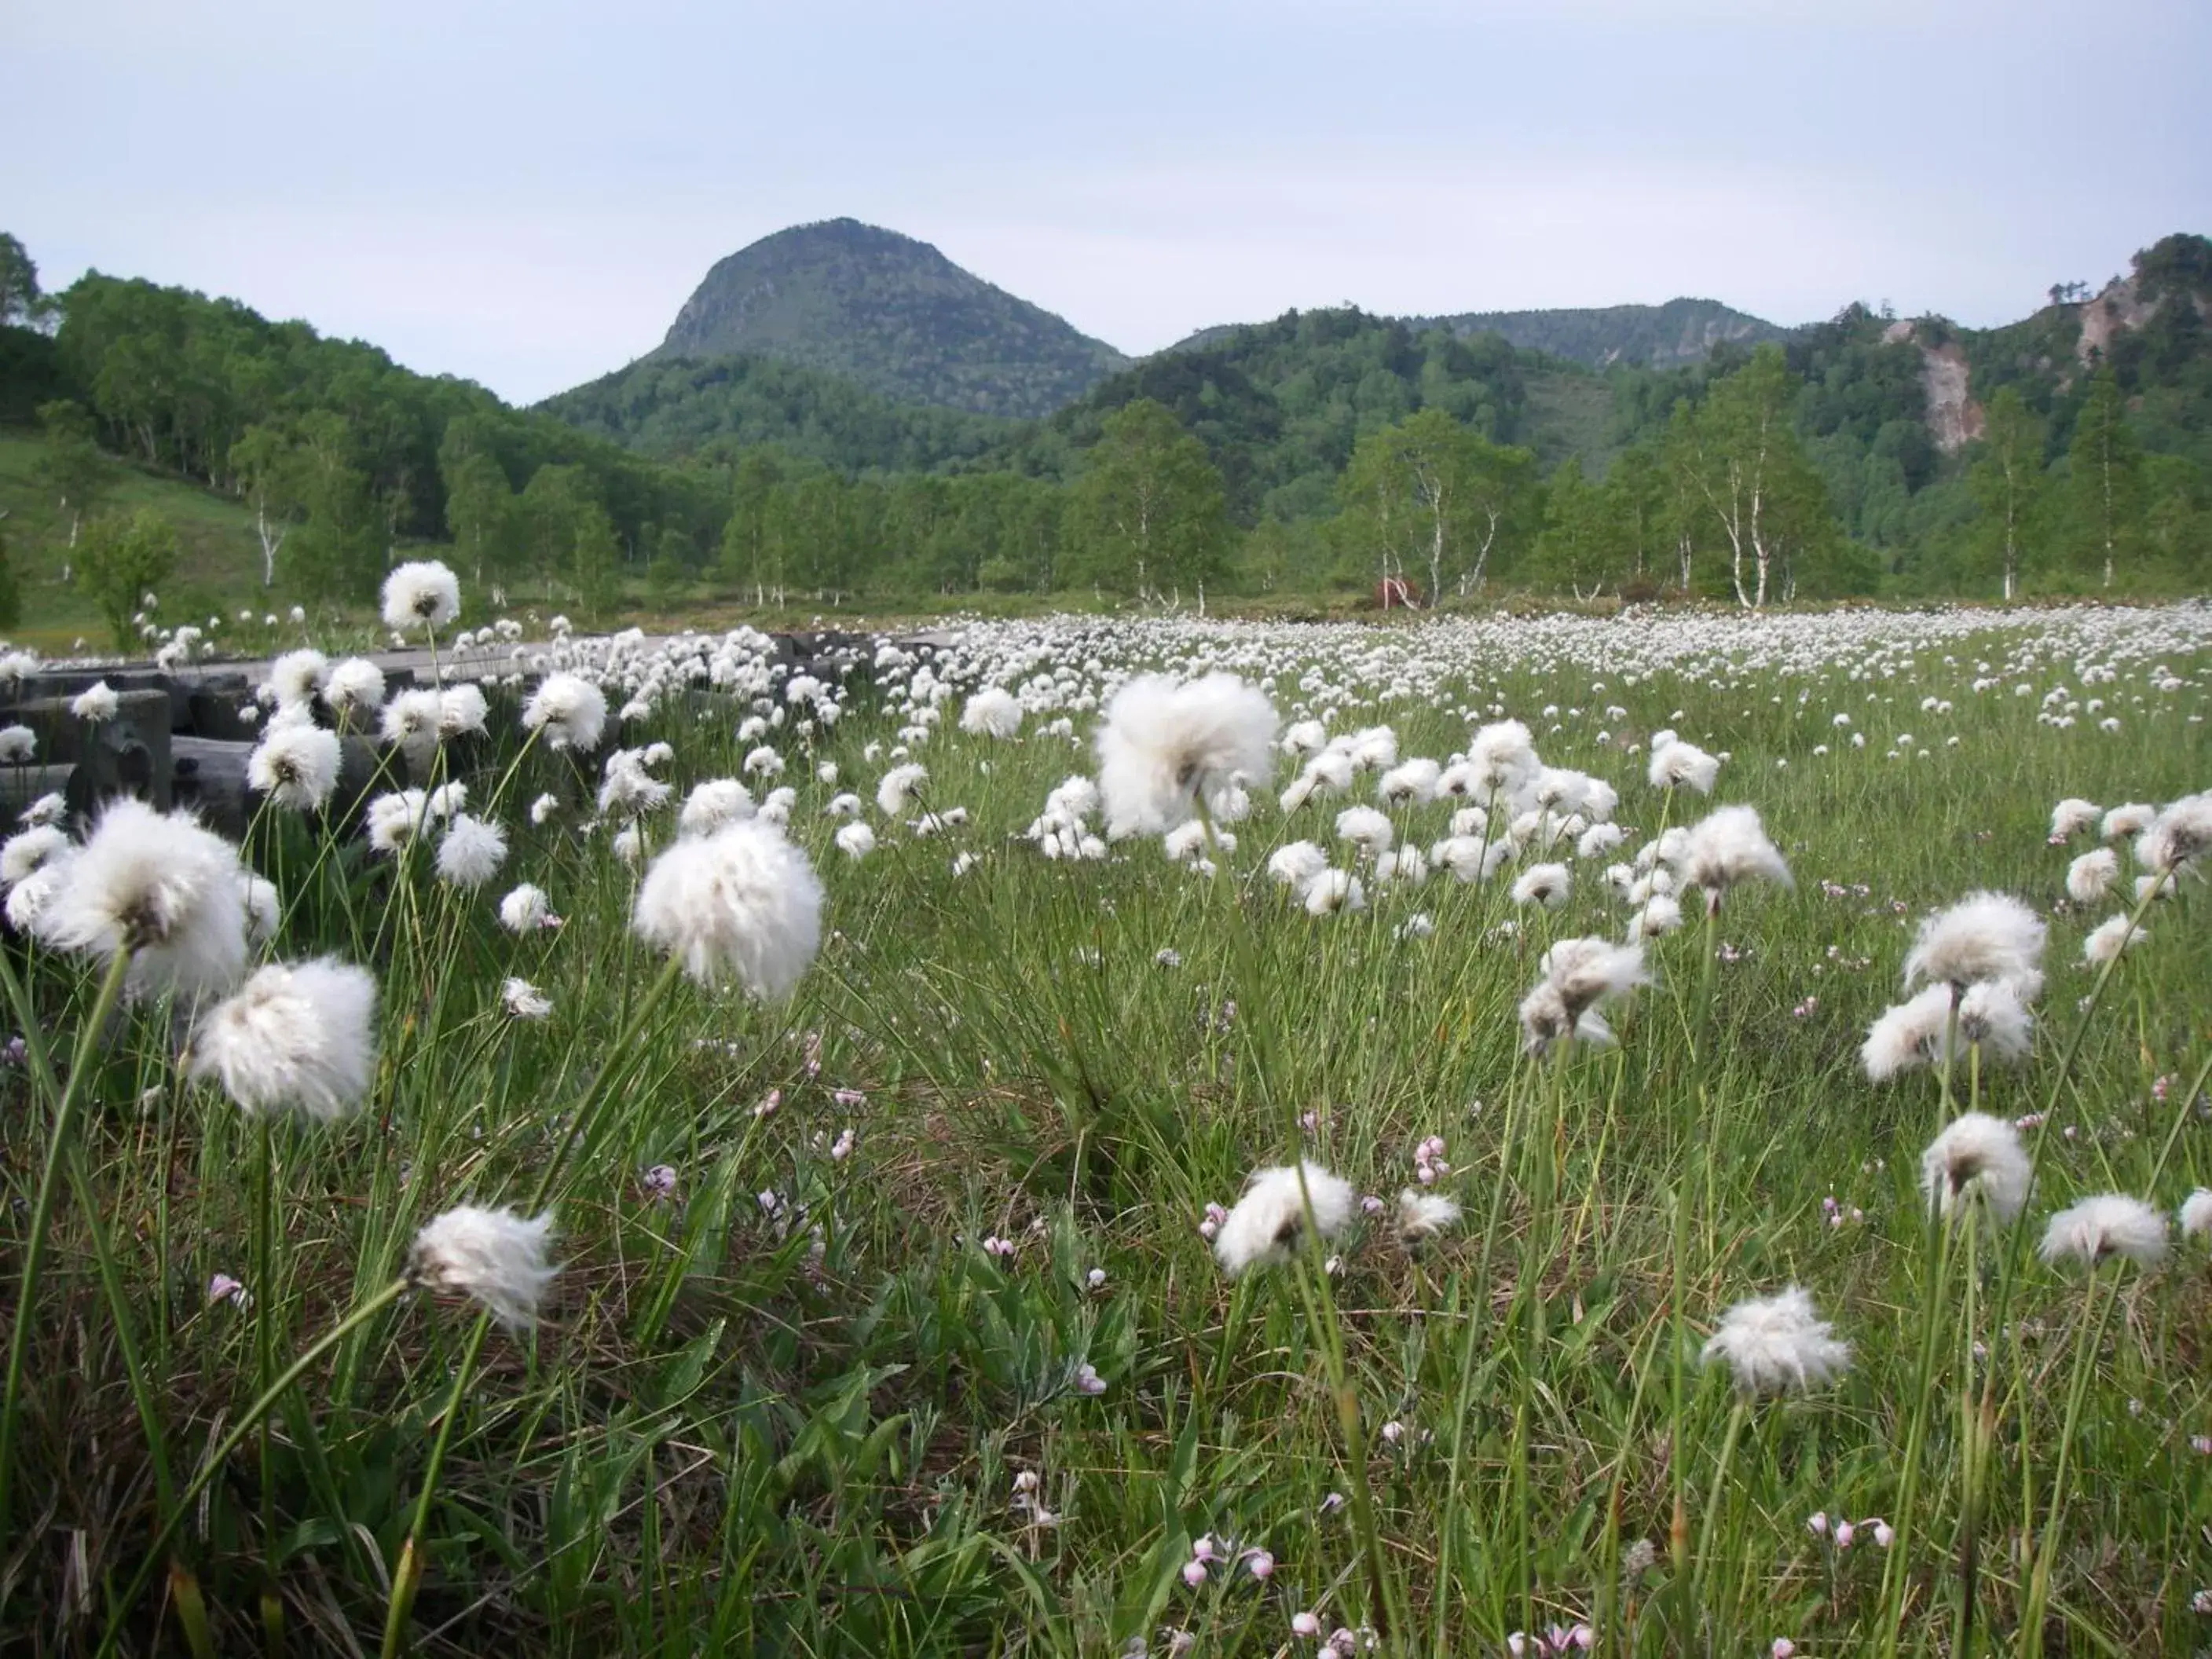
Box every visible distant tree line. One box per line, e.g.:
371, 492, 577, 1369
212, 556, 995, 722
2, 229, 2207, 619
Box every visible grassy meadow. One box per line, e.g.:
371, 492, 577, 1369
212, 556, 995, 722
2, 599, 2210, 1657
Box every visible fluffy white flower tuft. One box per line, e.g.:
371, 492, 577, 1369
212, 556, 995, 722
380, 560, 461, 634
1955, 979, 2034, 1063
1335, 805, 1393, 856
435, 815, 508, 888
1903, 891, 2045, 991
2049, 798, 2101, 841
72, 682, 120, 723
2038, 1193, 2167, 1269
2100, 802, 2155, 842
248, 723, 342, 812
2082, 913, 2148, 965
1397, 1188, 1462, 1240
502, 977, 553, 1020
2065, 848, 2119, 903
1304, 868, 1365, 917
1213, 1162, 1356, 1277
408, 1204, 558, 1328
498, 883, 551, 933
45, 798, 247, 1005
1466, 720, 1537, 797
680, 778, 756, 836
961, 687, 1023, 739
1918, 1112, 2031, 1224
438, 683, 489, 740
2136, 792, 2212, 878
2179, 1189, 2212, 1241
1648, 740, 1719, 793
522, 673, 609, 753
1267, 841, 1328, 896
269, 649, 330, 709
632, 820, 823, 999
835, 822, 877, 860
1511, 862, 1572, 910
1701, 1286, 1850, 1395
324, 657, 387, 721
1860, 983, 1954, 1081
1093, 673, 1276, 839
1672, 805, 1792, 903
1, 825, 71, 889
877, 763, 928, 817
187, 958, 378, 1121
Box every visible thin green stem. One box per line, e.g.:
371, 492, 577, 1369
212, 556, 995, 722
0, 947, 134, 1533
97, 1276, 413, 1657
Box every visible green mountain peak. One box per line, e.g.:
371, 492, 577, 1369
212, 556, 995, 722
652, 218, 1130, 420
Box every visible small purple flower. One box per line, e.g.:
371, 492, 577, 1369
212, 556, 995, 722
641, 1163, 679, 1199
207, 1273, 247, 1306
833, 1086, 866, 1107
830, 1128, 855, 1161
1772, 1641, 1796, 1658
753, 1088, 782, 1119
1074, 1363, 1107, 1396
1807, 1511, 1828, 1536
1180, 1559, 1208, 1588
1319, 1491, 1345, 1514
1087, 1267, 1107, 1289
0, 1035, 24, 1066
1291, 1612, 1321, 1639
1360, 1195, 1386, 1217
1244, 1548, 1274, 1580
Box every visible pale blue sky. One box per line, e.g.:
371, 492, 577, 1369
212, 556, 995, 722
7, 0, 2207, 405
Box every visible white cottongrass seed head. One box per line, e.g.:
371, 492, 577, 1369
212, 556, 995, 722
2082, 914, 2148, 966
2178, 1190, 2212, 1241
522, 672, 609, 753
498, 883, 551, 933
2065, 848, 2119, 904
1213, 1161, 1356, 1277
631, 819, 823, 999
46, 797, 247, 1005
1701, 1286, 1851, 1395
1397, 1189, 1462, 1240
1918, 1112, 2031, 1224
408, 1204, 558, 1329
380, 559, 461, 634
2038, 1193, 2168, 1269
1672, 805, 1792, 904
1903, 891, 2045, 991
248, 723, 342, 812
187, 958, 378, 1122
960, 687, 1023, 738
502, 977, 553, 1020
680, 778, 756, 836
1093, 672, 1276, 839
324, 658, 387, 720
436, 815, 508, 888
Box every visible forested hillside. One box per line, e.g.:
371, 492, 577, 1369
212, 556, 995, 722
653, 218, 1129, 419
538, 351, 1015, 472
0, 227, 2204, 630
